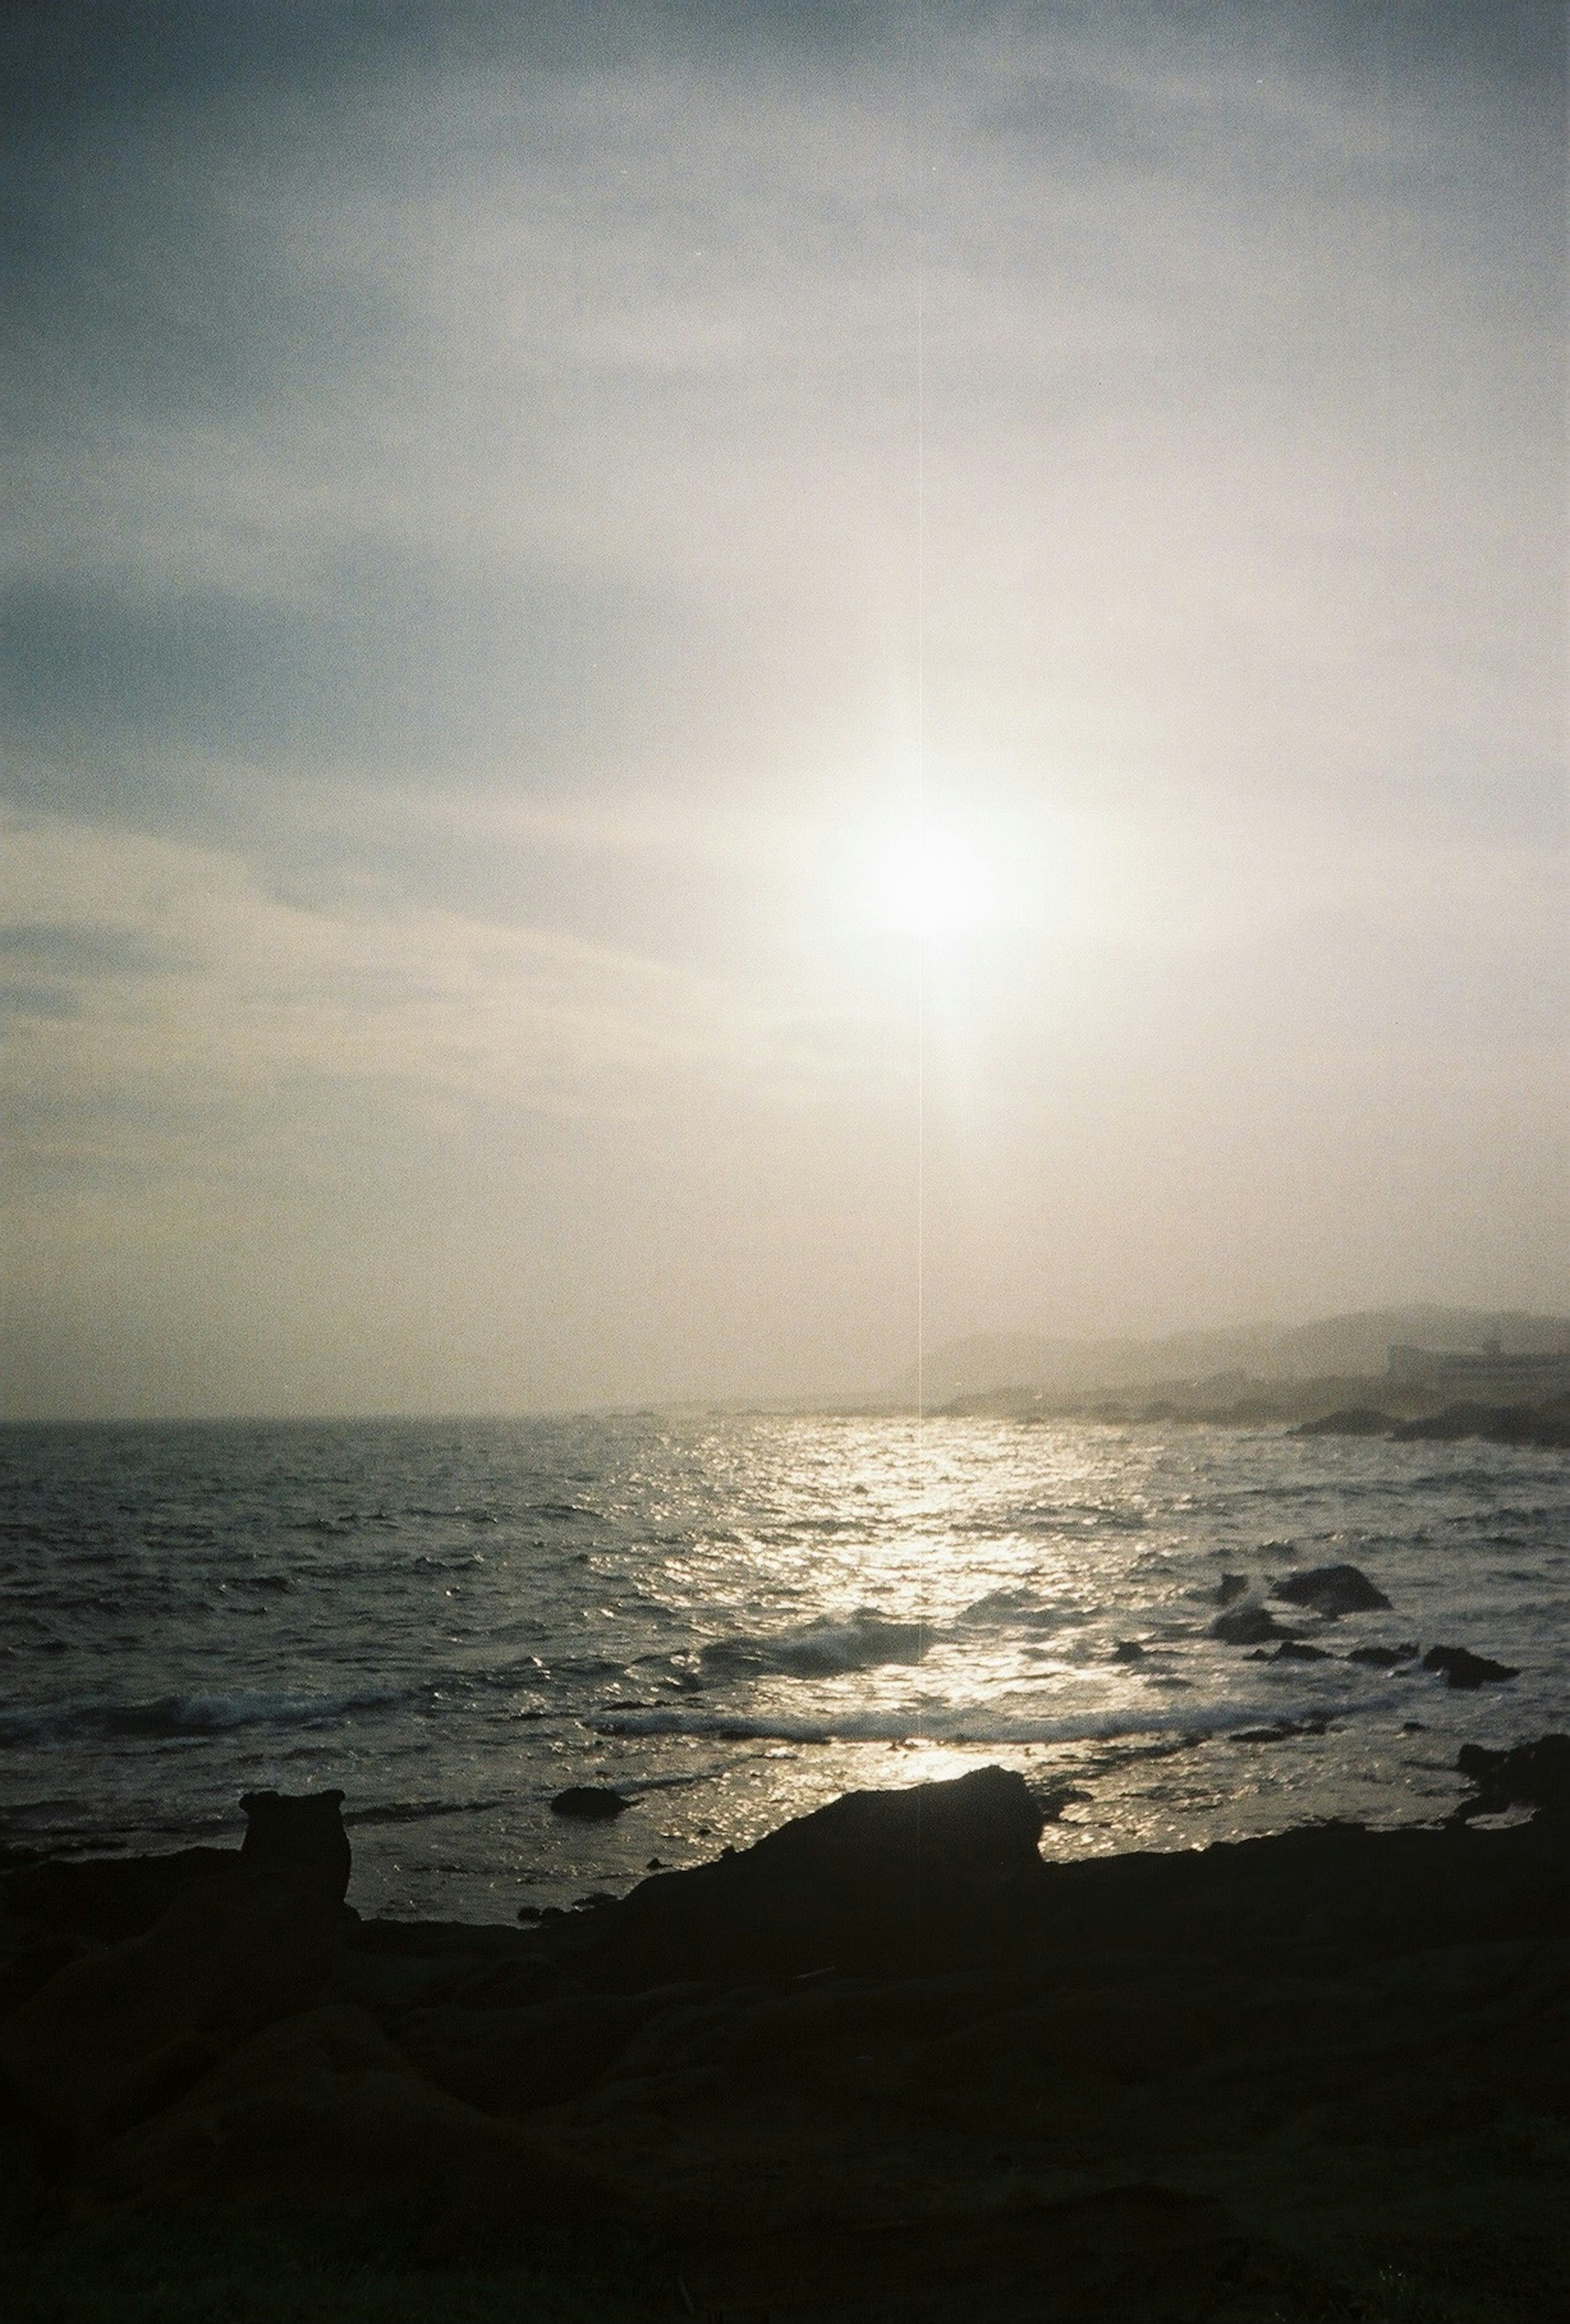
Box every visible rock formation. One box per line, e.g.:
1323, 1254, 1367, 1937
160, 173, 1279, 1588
4, 1762, 1568, 2321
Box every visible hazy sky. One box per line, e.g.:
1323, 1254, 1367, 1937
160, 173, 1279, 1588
2, 0, 1565, 1418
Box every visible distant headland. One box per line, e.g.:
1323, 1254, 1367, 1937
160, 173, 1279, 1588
886, 1305, 1570, 1444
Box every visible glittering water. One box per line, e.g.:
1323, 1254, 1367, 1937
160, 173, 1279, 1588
2, 1414, 1565, 1917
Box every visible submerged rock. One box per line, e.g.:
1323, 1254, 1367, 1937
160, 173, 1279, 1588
1422, 1645, 1520, 1689
1271, 1564, 1391, 1616
1348, 1643, 1420, 1667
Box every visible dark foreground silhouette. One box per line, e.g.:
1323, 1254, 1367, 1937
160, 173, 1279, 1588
3, 1752, 1568, 2322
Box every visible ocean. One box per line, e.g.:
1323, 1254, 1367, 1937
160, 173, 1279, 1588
2, 1413, 1564, 1920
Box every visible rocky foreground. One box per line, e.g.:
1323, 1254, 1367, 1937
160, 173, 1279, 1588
3, 1745, 1569, 2323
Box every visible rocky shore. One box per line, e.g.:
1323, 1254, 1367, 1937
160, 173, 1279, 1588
938, 1383, 1570, 1447
4, 1748, 1568, 2322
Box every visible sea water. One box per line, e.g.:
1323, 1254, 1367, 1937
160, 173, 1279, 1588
2, 1413, 1565, 1918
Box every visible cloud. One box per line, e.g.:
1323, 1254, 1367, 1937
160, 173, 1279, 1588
0, 802, 913, 1209
0, 2, 1563, 1410
4, 2, 1559, 857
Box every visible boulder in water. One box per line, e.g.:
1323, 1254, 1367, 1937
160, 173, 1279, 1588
1422, 1645, 1519, 1689
1271, 1564, 1391, 1616
1212, 1604, 1287, 1645
551, 1786, 632, 1820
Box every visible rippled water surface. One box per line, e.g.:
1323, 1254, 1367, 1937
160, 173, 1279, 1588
2, 1414, 1565, 1915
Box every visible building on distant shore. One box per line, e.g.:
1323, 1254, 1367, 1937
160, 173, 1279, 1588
1386, 1343, 1570, 1401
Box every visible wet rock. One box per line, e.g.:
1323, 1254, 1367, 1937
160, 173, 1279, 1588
1271, 1564, 1391, 1616
1272, 1640, 1331, 1662
1112, 1639, 1147, 1663
1214, 1574, 1249, 1606
240, 1788, 352, 1905
1035, 1785, 1091, 1822
1211, 1603, 1287, 1645
1348, 1643, 1420, 1667
0, 1868, 341, 2146
1456, 1735, 1570, 1814
1422, 1645, 1520, 1689
550, 1786, 632, 1820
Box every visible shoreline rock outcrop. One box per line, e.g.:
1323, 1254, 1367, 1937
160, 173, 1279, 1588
4, 1759, 1568, 2321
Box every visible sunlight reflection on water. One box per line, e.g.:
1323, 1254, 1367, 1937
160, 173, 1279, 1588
2, 1412, 1565, 1915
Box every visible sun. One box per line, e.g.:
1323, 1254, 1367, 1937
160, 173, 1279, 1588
868, 820, 996, 937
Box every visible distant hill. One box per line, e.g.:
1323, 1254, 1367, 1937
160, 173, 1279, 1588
895, 1307, 1570, 1406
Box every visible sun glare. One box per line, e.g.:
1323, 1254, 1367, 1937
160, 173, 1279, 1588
868, 822, 996, 937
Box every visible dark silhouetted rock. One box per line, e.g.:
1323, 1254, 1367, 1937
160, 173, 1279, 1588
1391, 1402, 1570, 1448
1272, 1640, 1330, 1661
554, 1765, 1049, 1988
399, 1983, 709, 2115
1112, 1639, 1146, 1663
1293, 1409, 1394, 1436
1212, 1604, 1287, 1645
1348, 1643, 1420, 1667
0, 1935, 85, 2021
0, 1846, 238, 1947
550, 1786, 632, 1820
1272, 1564, 1391, 1616
1035, 1785, 1090, 1824
240, 1788, 351, 1905
0, 1868, 340, 2145
17, 1770, 1570, 2324
1214, 1575, 1249, 1606
85, 2004, 615, 2239
1457, 1735, 1570, 1814
1422, 1645, 1520, 1689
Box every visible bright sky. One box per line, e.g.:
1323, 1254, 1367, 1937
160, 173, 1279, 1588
2, 1, 1565, 1418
